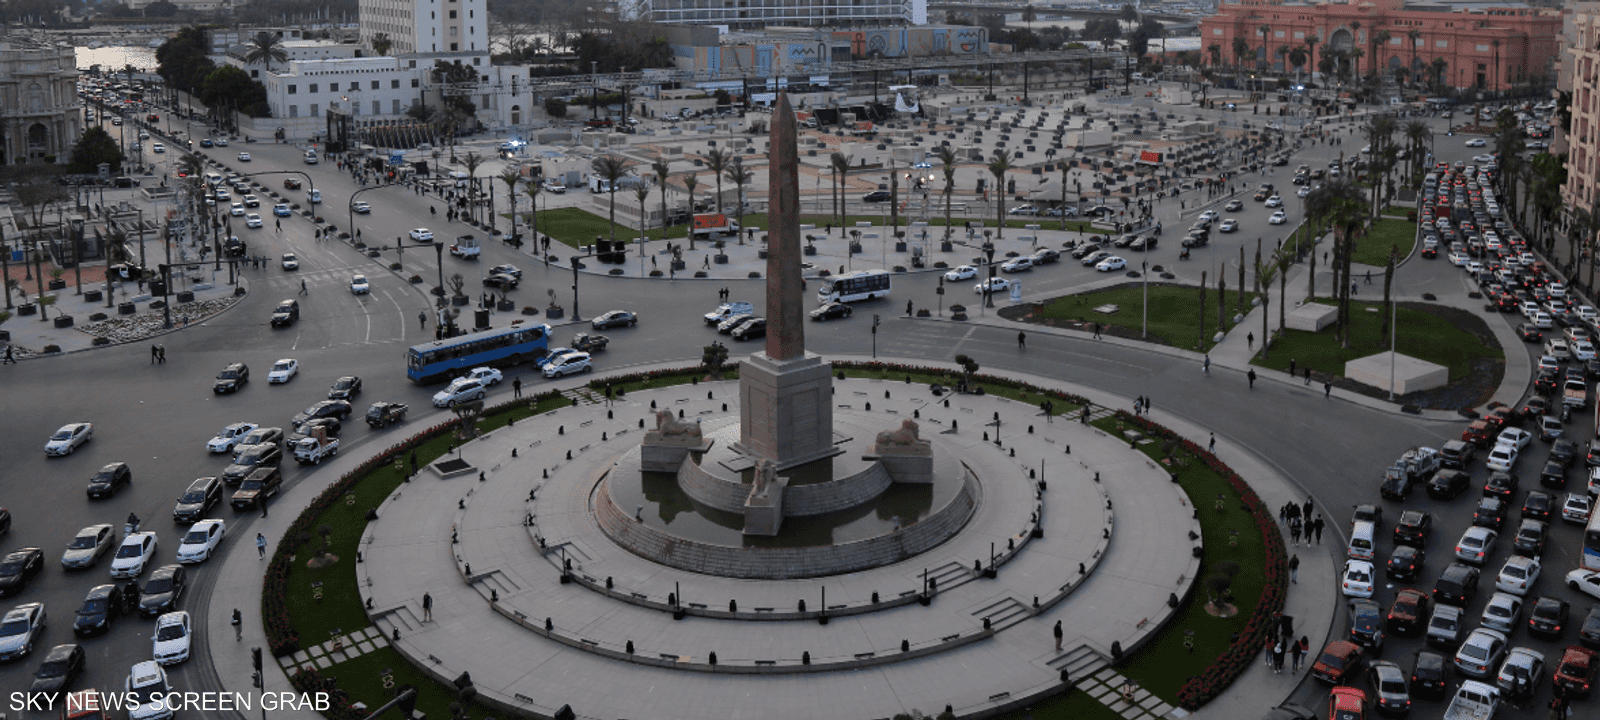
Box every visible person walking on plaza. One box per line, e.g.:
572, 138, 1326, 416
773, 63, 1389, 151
256, 533, 267, 559
1208, 433, 1216, 453
1247, 368, 1257, 389
1289, 554, 1299, 584
422, 592, 434, 622
513, 377, 522, 399
1271, 640, 1286, 674
233, 608, 243, 641
419, 311, 427, 330
152, 344, 160, 364
1303, 368, 1312, 386
1289, 518, 1302, 546
1288, 358, 1296, 376
1017, 331, 1026, 349
1247, 332, 1254, 350
1324, 380, 1332, 399
1302, 498, 1314, 521
299, 279, 307, 296
1312, 515, 1324, 544
1290, 636, 1305, 673
2, 345, 13, 364
1053, 620, 1063, 652
1203, 354, 1210, 374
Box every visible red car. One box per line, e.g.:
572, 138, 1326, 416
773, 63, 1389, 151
1462, 420, 1494, 446
1554, 646, 1599, 698
1387, 588, 1431, 637
1328, 686, 1367, 720
1313, 641, 1366, 685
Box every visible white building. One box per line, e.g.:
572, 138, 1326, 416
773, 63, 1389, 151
635, 0, 927, 28
0, 38, 82, 165
359, 0, 489, 56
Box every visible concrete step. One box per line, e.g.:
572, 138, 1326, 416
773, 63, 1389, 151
1046, 644, 1108, 686
969, 596, 1031, 631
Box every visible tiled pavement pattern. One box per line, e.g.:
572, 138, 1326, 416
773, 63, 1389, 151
280, 627, 391, 673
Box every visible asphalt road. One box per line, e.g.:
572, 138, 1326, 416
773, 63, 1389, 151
2, 102, 1587, 720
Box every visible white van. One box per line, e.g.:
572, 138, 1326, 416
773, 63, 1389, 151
304, 150, 319, 165
307, 189, 322, 204
449, 171, 471, 188
1348, 521, 1376, 561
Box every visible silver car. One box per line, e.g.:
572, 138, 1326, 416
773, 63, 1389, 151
61, 524, 116, 570
1496, 647, 1544, 694
1368, 660, 1412, 716
0, 602, 45, 661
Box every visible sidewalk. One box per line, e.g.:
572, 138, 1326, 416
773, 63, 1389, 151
0, 274, 246, 357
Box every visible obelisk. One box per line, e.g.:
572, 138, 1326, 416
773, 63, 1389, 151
737, 93, 838, 471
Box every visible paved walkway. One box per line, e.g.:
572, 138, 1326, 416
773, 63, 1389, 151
203, 356, 1328, 720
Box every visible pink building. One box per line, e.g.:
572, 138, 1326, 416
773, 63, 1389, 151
1199, 0, 1562, 93
1560, 4, 1600, 239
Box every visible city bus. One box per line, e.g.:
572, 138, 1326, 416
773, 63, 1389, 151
817, 269, 891, 304
406, 322, 552, 384
1586, 512, 1600, 571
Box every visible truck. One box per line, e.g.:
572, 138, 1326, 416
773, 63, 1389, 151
691, 213, 741, 239
1564, 378, 1589, 409
571, 332, 610, 353
704, 301, 754, 325
293, 433, 339, 465
365, 402, 409, 428
1442, 680, 1499, 720
450, 235, 481, 259
1388, 447, 1441, 483
589, 175, 616, 194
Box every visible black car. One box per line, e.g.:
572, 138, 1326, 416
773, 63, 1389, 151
1394, 511, 1432, 547
1513, 519, 1548, 557
1440, 440, 1477, 469
1181, 234, 1210, 248
1387, 546, 1426, 583
73, 584, 123, 636
292, 400, 353, 427
138, 565, 187, 617
1433, 563, 1480, 606
172, 476, 222, 524
1551, 439, 1580, 466
327, 376, 362, 401
287, 417, 342, 445
862, 190, 892, 203
591, 310, 637, 330
731, 317, 767, 341
810, 303, 853, 321
1540, 461, 1568, 489
1350, 599, 1387, 651
1428, 470, 1471, 500
270, 299, 299, 327
1516, 324, 1544, 342
365, 402, 408, 429
222, 443, 283, 486
1581, 604, 1600, 650
1528, 596, 1570, 639
86, 461, 132, 499
1411, 650, 1453, 699
28, 644, 85, 694
213, 362, 249, 393
1484, 471, 1520, 500
0, 548, 44, 597
236, 427, 284, 451
1536, 370, 1560, 394
1472, 496, 1507, 530
482, 273, 519, 290
1030, 248, 1060, 264
0, 507, 10, 536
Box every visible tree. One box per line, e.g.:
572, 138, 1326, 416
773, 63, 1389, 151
682, 173, 700, 250
499, 168, 521, 239
633, 184, 651, 250
1208, 43, 1223, 68
1349, 21, 1362, 77
703, 343, 730, 380
1407, 29, 1422, 85
522, 181, 542, 258
651, 156, 672, 234
987, 150, 1012, 239
723, 155, 752, 225
1370, 30, 1391, 82
544, 98, 568, 118
371, 32, 393, 56
1305, 35, 1319, 80
934, 146, 959, 240
145, 0, 178, 17
830, 152, 852, 231
461, 152, 484, 222
1379, 246, 1398, 348
1231, 37, 1251, 82
704, 148, 732, 219
1258, 25, 1271, 71
592, 154, 629, 243
197, 65, 270, 119
1431, 58, 1448, 93
953, 354, 980, 391
1254, 249, 1277, 359
244, 32, 289, 74
68, 127, 123, 175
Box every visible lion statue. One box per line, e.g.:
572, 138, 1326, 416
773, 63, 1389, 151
875, 419, 924, 447
652, 409, 703, 439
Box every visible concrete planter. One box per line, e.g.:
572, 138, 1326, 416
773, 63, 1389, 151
17, 303, 36, 316
176, 291, 195, 303
546, 307, 564, 319
451, 295, 469, 307
118, 302, 137, 315
84, 289, 103, 302
54, 315, 74, 328
48, 279, 67, 290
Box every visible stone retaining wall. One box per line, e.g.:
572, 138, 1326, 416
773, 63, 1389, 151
675, 455, 750, 513
782, 461, 893, 517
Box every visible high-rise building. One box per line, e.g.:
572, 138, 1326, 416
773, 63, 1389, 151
0, 38, 82, 165
359, 0, 489, 57
635, 0, 927, 29
1559, 3, 1600, 243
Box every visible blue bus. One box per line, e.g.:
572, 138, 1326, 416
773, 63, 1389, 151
406, 322, 552, 383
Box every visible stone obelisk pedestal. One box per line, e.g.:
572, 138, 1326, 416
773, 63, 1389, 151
735, 92, 837, 473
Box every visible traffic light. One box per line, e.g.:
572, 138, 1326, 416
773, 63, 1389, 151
251, 647, 263, 672
872, 314, 880, 334
395, 685, 418, 719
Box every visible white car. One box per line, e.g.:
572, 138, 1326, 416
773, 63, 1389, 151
543, 180, 566, 194
1265, 196, 1283, 208
175, 520, 225, 564
973, 277, 1012, 295
351, 201, 371, 214
1573, 341, 1596, 362
207, 422, 260, 453
45, 422, 94, 456
1495, 555, 1540, 595
1268, 211, 1288, 225
267, 359, 299, 384
432, 378, 487, 408
1544, 339, 1570, 361
1532, 311, 1554, 329
1577, 305, 1597, 323
1466, 138, 1488, 147
0, 603, 46, 662
350, 275, 370, 295
229, 202, 245, 216
1563, 492, 1592, 523
1342, 560, 1376, 598
1008, 205, 1039, 216
1473, 153, 1496, 163
126, 661, 174, 720
1455, 526, 1499, 565
152, 612, 192, 665
1000, 257, 1033, 273
1549, 282, 1567, 298
1481, 592, 1523, 633
1218, 219, 1239, 232
1466, 261, 1485, 275
151, 143, 165, 153
1496, 428, 1533, 451
1485, 444, 1518, 472
463, 367, 503, 386
110, 532, 158, 579
1447, 251, 1469, 266
244, 213, 262, 229
1096, 256, 1127, 272
409, 228, 434, 241
280, 253, 298, 270
945, 265, 978, 282
1455, 627, 1509, 678
543, 352, 593, 378
1567, 569, 1600, 599
1297, 186, 1312, 198
237, 152, 251, 162
1198, 210, 1219, 222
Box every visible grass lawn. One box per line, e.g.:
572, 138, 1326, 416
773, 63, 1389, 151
1032, 285, 1259, 352
1351, 218, 1418, 266
1009, 686, 1127, 720
528, 207, 1097, 250
323, 647, 491, 720
1250, 300, 1501, 381
1381, 205, 1416, 218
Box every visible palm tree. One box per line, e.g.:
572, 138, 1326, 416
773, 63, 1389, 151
1305, 35, 1319, 81
723, 155, 752, 234
934, 145, 959, 240
460, 151, 484, 222
1407, 30, 1422, 85
1431, 58, 1448, 93
244, 31, 288, 74
1371, 30, 1391, 81
1491, 38, 1501, 94
987, 150, 1011, 239
1208, 43, 1223, 69
633, 184, 651, 253
682, 172, 700, 250
498, 168, 520, 239
522, 181, 542, 260
1288, 47, 1307, 84
650, 156, 672, 239
704, 148, 732, 219
1403, 120, 1431, 183
1258, 25, 1272, 73
1350, 48, 1364, 85
591, 154, 629, 244
1232, 37, 1251, 83
830, 151, 852, 230
1254, 252, 1279, 359
1349, 21, 1362, 77
371, 32, 393, 56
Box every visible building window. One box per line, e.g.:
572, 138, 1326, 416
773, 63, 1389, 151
393, 99, 401, 114
373, 100, 381, 114
1213, 28, 1222, 35
289, 105, 298, 117
1477, 44, 1490, 52
1294, 31, 1304, 39
311, 103, 319, 116
372, 81, 380, 90
392, 79, 400, 89
451, 27, 458, 36
412, 78, 420, 88
288, 85, 297, 94
310, 84, 319, 93
450, 10, 456, 17
1274, 31, 1283, 38
251, 70, 259, 78
1436, 40, 1448, 48
451, 43, 458, 51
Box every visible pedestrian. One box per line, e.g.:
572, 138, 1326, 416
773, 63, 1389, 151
1092, 322, 1102, 339
233, 608, 243, 641
260, 490, 269, 518
1203, 354, 1210, 374
1289, 554, 1299, 584
1247, 368, 1257, 389
1302, 497, 1314, 522
703, 254, 711, 269
422, 592, 433, 621
1288, 358, 1296, 376
1312, 515, 1324, 544
1247, 332, 1254, 350
1043, 400, 1054, 423
1271, 640, 1286, 674
1365, 270, 1372, 284
1018, 331, 1026, 349
605, 383, 615, 406
2, 345, 13, 364
256, 533, 267, 559
513, 377, 522, 399
1303, 367, 1311, 386
158, 346, 165, 363
1289, 518, 1302, 545
1053, 620, 1063, 652
419, 311, 427, 329
1290, 636, 1305, 672
907, 300, 915, 317
1263, 635, 1275, 667
276, 218, 281, 231
1144, 397, 1152, 414
151, 344, 159, 364
1208, 432, 1216, 453
299, 279, 307, 295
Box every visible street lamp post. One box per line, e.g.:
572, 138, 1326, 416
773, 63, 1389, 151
982, 232, 996, 309
571, 260, 581, 321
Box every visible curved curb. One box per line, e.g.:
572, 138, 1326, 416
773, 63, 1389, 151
6, 280, 252, 361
